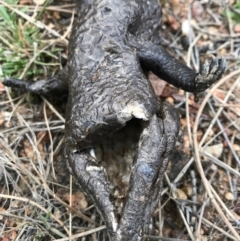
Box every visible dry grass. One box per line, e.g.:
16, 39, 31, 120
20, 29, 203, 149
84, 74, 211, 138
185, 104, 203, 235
0, 0, 240, 241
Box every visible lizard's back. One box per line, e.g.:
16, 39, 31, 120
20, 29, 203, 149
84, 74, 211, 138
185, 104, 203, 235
65, 0, 163, 149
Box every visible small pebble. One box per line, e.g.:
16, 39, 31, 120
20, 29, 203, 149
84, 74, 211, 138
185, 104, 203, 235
225, 192, 234, 201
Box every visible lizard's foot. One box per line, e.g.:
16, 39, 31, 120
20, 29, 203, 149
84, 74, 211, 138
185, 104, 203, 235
195, 55, 227, 91
3, 78, 28, 90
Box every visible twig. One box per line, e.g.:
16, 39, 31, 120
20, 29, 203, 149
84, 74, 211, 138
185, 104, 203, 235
43, 101, 55, 179
54, 225, 106, 241
42, 97, 65, 123
145, 236, 191, 241
186, 33, 203, 147
10, 4, 75, 14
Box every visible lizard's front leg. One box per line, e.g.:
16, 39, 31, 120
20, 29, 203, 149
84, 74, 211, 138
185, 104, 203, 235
138, 42, 226, 92
3, 68, 68, 95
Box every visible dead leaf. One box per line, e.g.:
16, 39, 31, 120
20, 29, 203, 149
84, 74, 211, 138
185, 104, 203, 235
207, 26, 219, 35
21, 140, 34, 159
183, 133, 190, 153
57, 189, 88, 210
233, 143, 240, 150
202, 143, 223, 159
48, 22, 55, 29
0, 112, 4, 126
186, 184, 193, 197
65, 192, 88, 210
233, 105, 240, 115
213, 89, 226, 100
161, 85, 174, 98
165, 97, 174, 105
176, 188, 187, 199
2, 237, 10, 241
0, 207, 5, 221
234, 24, 240, 33
197, 130, 203, 142
15, 105, 32, 115
191, 1, 204, 20
11, 230, 17, 240
37, 131, 49, 143
19, 0, 32, 4
148, 72, 167, 96
53, 11, 61, 20
4, 121, 12, 128
21, 139, 45, 161
168, 15, 180, 31
172, 0, 180, 6
53, 208, 62, 220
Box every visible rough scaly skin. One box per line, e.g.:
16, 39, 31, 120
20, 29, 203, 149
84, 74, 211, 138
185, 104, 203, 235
3, 0, 226, 240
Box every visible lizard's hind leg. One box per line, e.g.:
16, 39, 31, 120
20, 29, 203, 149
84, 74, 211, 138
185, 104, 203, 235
65, 148, 118, 239
143, 102, 180, 234
116, 101, 179, 241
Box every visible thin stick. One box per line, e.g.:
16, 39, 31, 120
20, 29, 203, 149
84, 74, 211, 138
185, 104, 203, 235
54, 225, 106, 241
